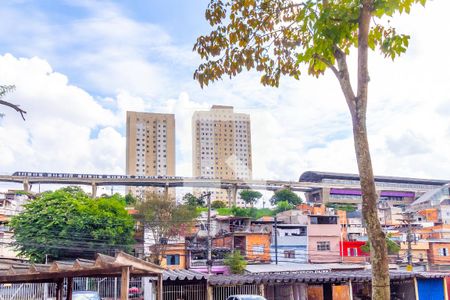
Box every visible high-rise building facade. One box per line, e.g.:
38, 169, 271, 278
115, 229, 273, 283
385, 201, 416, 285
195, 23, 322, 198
126, 111, 175, 197
192, 105, 252, 206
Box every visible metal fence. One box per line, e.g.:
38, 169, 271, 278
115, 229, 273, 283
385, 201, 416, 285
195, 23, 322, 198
163, 284, 206, 300
0, 277, 144, 300
213, 284, 260, 300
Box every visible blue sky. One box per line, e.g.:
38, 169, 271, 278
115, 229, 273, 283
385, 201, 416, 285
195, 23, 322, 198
0, 0, 450, 196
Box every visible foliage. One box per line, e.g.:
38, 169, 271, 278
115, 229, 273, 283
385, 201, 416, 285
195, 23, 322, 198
361, 234, 400, 255
217, 206, 274, 219
270, 189, 302, 206
194, 1, 427, 298
224, 250, 247, 274
325, 202, 357, 212
217, 207, 233, 216
211, 200, 227, 209
254, 208, 275, 219
135, 193, 197, 264
274, 201, 295, 214
183, 193, 205, 207
10, 187, 135, 263
239, 190, 263, 207
125, 193, 138, 206
194, 0, 425, 88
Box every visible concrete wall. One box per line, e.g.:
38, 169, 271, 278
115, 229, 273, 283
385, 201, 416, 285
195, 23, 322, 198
428, 242, 450, 265
307, 223, 341, 263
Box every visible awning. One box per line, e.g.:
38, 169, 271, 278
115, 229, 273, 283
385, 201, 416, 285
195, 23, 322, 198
0, 252, 164, 284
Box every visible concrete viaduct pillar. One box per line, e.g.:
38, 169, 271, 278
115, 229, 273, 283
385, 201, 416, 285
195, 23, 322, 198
91, 182, 97, 198
226, 184, 238, 207
23, 179, 30, 193
164, 183, 169, 201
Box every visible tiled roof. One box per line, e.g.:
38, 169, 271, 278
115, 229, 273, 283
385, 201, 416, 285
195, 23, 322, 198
0, 252, 164, 284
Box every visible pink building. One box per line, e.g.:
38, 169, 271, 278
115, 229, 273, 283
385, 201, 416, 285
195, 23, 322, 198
307, 215, 342, 263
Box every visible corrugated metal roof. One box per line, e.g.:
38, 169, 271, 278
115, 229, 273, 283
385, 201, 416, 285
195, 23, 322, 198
163, 269, 208, 281
208, 271, 446, 286
245, 263, 364, 274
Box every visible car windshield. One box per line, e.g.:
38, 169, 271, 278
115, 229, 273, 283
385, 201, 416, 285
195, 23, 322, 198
72, 292, 101, 300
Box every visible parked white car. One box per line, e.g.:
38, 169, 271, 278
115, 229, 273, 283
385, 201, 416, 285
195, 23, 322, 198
226, 295, 267, 300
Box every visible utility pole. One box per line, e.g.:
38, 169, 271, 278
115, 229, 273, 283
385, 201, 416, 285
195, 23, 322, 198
274, 216, 278, 265
204, 192, 213, 274
402, 211, 415, 271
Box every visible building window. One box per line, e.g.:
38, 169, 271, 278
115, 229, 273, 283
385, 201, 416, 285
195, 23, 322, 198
252, 245, 264, 255
348, 248, 359, 257
166, 254, 180, 265
317, 241, 331, 251
439, 248, 448, 256
284, 250, 295, 258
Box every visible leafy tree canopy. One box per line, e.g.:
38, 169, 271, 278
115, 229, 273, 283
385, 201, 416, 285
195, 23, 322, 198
270, 189, 302, 206
194, 0, 425, 88
239, 190, 263, 207
274, 200, 295, 214
211, 200, 227, 209
183, 193, 205, 207
224, 250, 247, 274
136, 193, 198, 264
10, 187, 135, 262
125, 193, 138, 206
194, 1, 426, 298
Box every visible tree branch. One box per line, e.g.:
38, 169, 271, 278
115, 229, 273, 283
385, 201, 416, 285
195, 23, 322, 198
313, 54, 339, 78
332, 46, 357, 114
0, 100, 27, 120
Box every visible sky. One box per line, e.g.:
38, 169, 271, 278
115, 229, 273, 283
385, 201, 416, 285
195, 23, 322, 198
0, 0, 449, 195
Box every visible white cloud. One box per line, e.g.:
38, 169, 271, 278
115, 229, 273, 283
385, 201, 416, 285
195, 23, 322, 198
0, 54, 123, 175
1, 0, 450, 196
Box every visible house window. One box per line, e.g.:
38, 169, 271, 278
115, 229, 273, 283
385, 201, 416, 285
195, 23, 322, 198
439, 248, 448, 256
317, 241, 331, 251
348, 248, 359, 257
166, 255, 180, 265
284, 250, 295, 258
252, 245, 264, 255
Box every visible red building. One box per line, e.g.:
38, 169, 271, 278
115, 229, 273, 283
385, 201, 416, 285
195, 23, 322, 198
340, 241, 369, 263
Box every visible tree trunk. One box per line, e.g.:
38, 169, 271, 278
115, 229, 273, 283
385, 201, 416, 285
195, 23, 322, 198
354, 1, 390, 299
332, 1, 390, 299
352, 116, 390, 300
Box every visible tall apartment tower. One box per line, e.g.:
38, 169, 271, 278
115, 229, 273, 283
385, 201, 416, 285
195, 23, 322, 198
192, 105, 252, 206
126, 112, 175, 197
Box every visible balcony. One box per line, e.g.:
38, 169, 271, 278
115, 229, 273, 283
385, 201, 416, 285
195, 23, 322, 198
190, 259, 225, 267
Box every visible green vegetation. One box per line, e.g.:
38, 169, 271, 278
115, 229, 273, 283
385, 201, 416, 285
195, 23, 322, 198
194, 1, 427, 297
224, 250, 247, 274
239, 190, 263, 207
361, 234, 400, 255
211, 200, 227, 209
183, 193, 205, 207
325, 203, 357, 212
124, 193, 137, 206
270, 189, 302, 206
274, 201, 295, 214
217, 206, 273, 219
10, 187, 135, 262
135, 193, 198, 264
